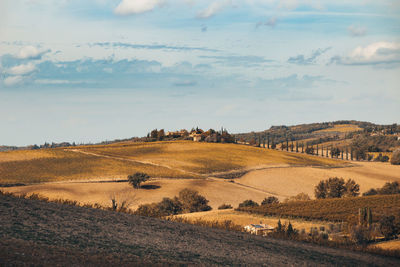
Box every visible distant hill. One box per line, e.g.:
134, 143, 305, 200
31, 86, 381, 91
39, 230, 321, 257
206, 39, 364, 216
233, 120, 399, 148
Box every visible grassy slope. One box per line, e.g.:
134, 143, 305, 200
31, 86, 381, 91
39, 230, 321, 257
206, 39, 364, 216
1, 193, 399, 266
78, 141, 346, 173
237, 194, 400, 222
0, 141, 346, 184
175, 209, 334, 232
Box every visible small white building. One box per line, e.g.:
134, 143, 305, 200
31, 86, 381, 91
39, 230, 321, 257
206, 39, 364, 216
244, 224, 274, 235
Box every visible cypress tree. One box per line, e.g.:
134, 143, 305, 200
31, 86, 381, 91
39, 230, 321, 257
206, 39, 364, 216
286, 139, 289, 151
346, 147, 348, 160
296, 142, 298, 153
291, 140, 294, 152
301, 143, 304, 153
316, 144, 319, 155
267, 135, 270, 149
321, 146, 324, 157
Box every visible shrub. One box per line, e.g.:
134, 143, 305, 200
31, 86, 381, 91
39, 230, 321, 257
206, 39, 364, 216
128, 172, 150, 189
379, 181, 400, 195
379, 215, 397, 239
157, 197, 183, 216
285, 192, 311, 202
363, 188, 378, 196
330, 147, 341, 157
178, 188, 211, 213
218, 203, 233, 210
238, 199, 259, 208
391, 149, 400, 165
305, 147, 314, 155
261, 196, 279, 205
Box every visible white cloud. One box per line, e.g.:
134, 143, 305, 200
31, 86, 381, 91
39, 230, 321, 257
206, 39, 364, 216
3, 76, 25, 86
197, 0, 232, 19
17, 46, 49, 60
332, 42, 400, 65
7, 63, 36, 75
347, 25, 366, 37
114, 0, 163, 15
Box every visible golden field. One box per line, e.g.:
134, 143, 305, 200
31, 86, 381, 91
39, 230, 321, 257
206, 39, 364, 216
0, 141, 347, 184
371, 239, 400, 251
315, 124, 362, 133
3, 178, 270, 210
173, 209, 334, 232
1, 140, 399, 214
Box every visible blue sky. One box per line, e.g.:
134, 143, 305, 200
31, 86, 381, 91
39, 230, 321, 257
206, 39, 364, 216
1, 0, 400, 146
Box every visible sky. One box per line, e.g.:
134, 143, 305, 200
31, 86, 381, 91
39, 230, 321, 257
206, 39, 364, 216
1, 0, 400, 146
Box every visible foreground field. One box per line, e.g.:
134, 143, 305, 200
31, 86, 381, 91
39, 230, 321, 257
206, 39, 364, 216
174, 209, 335, 232
237, 194, 400, 222
1, 193, 399, 266
3, 178, 270, 210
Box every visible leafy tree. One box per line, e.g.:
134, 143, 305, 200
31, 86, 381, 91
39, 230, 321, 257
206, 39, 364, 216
305, 146, 314, 155
157, 197, 182, 216
128, 172, 150, 189
325, 177, 346, 198
314, 180, 327, 199
344, 179, 360, 197
330, 147, 341, 157
178, 188, 211, 213
150, 129, 158, 139
158, 129, 165, 141
379, 215, 397, 239
315, 177, 359, 199
238, 199, 259, 208
391, 149, 400, 165
261, 196, 279, 205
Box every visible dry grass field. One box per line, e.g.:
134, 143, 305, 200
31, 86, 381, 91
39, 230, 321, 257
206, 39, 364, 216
174, 209, 334, 232
2, 178, 270, 210
75, 141, 346, 174
315, 124, 363, 133
0, 141, 347, 185
235, 161, 400, 199
0, 149, 190, 184
372, 240, 400, 251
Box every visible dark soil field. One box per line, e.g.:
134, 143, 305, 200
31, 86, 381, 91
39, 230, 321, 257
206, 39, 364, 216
1, 193, 399, 266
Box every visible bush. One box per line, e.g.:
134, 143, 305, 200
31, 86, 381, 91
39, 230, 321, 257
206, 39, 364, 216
128, 172, 150, 189
379, 215, 397, 239
178, 188, 212, 213
305, 147, 314, 155
218, 203, 233, 210
285, 193, 311, 202
134, 188, 211, 217
238, 199, 259, 208
261, 196, 279, 205
363, 188, 378, 196
391, 149, 400, 165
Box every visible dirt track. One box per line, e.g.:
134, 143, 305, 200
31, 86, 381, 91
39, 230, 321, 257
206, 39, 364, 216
1, 193, 399, 266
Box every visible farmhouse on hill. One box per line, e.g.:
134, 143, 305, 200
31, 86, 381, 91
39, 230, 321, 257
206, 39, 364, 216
244, 224, 274, 235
